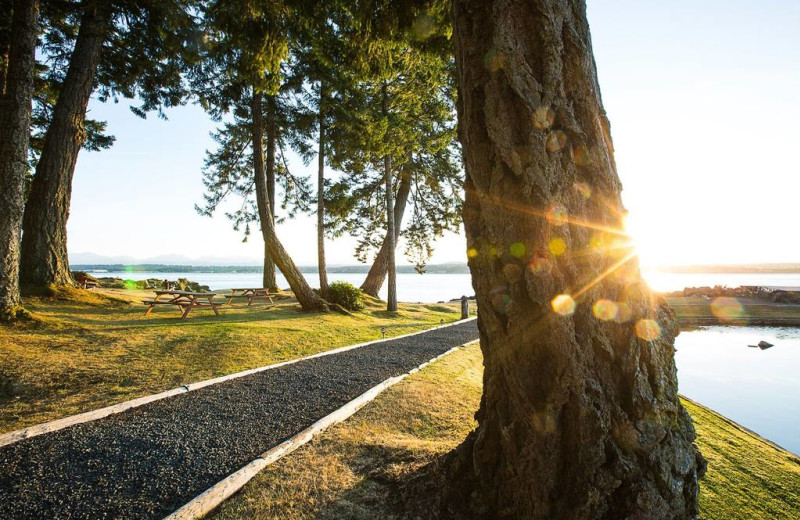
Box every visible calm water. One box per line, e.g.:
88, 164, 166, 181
675, 326, 800, 455
92, 270, 800, 303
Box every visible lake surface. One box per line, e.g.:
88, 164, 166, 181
675, 326, 800, 455
91, 270, 800, 303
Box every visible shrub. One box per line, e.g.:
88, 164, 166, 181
326, 281, 365, 311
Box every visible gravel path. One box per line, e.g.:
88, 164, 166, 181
0, 320, 478, 519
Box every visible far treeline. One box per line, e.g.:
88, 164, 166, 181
71, 263, 471, 275
0, 0, 460, 315
2, 1, 708, 517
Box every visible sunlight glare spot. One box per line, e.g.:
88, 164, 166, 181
412, 14, 436, 41
533, 105, 555, 130
551, 294, 576, 316
549, 237, 567, 256
710, 297, 744, 320
510, 242, 525, 258
546, 130, 568, 152
547, 205, 568, 226
635, 319, 661, 341
573, 145, 590, 167
528, 256, 551, 274
592, 299, 618, 321
575, 181, 592, 199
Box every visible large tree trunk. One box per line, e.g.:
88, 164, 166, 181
0, 0, 38, 318
251, 90, 326, 312
0, 0, 13, 95
316, 85, 329, 295
359, 167, 411, 297
445, 1, 704, 519
382, 84, 397, 311
20, 0, 111, 287
261, 94, 279, 291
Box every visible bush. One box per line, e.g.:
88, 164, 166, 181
326, 281, 365, 311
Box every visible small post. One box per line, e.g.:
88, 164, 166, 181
381, 326, 386, 339
461, 295, 469, 319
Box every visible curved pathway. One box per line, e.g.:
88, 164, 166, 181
0, 319, 479, 519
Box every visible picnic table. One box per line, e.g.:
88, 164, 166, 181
142, 290, 222, 319
222, 288, 277, 306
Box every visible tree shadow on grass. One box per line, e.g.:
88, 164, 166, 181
313, 441, 451, 520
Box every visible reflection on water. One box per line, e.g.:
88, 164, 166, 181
675, 326, 800, 455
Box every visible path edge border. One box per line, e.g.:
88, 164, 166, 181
0, 317, 477, 448
163, 339, 479, 520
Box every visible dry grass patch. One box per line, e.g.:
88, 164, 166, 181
211, 343, 483, 520
211, 344, 799, 520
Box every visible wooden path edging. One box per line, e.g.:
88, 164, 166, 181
0, 317, 477, 449
163, 339, 478, 520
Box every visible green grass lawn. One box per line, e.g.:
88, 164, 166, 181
0, 287, 462, 434
211, 343, 800, 520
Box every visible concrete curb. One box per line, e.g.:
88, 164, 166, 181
163, 339, 479, 520
0, 317, 477, 449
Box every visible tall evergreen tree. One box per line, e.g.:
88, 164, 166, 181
196, 81, 312, 291
193, 0, 326, 311
20, 0, 201, 288
326, 37, 461, 304
0, 0, 38, 319
443, 0, 703, 517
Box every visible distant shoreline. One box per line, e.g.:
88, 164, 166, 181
71, 263, 800, 275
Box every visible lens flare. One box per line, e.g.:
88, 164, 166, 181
592, 299, 618, 321
546, 130, 568, 152
533, 105, 555, 130
575, 181, 592, 199
635, 319, 661, 341
549, 237, 567, 256
509, 242, 526, 258
547, 205, 568, 226
467, 247, 478, 259
573, 145, 590, 167
710, 297, 744, 320
551, 294, 576, 316
528, 256, 551, 274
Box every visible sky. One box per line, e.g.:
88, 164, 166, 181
66, 0, 800, 267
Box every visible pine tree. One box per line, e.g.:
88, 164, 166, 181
443, 0, 704, 517
326, 36, 461, 306
0, 0, 38, 319
20, 0, 201, 288
193, 0, 326, 311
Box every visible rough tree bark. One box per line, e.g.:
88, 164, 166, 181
0, 0, 12, 95
0, 0, 38, 318
359, 168, 411, 297
444, 1, 704, 519
384, 153, 397, 311
316, 85, 329, 296
20, 0, 112, 287
261, 94, 279, 291
251, 91, 326, 311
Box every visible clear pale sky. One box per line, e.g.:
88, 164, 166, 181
67, 0, 799, 267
